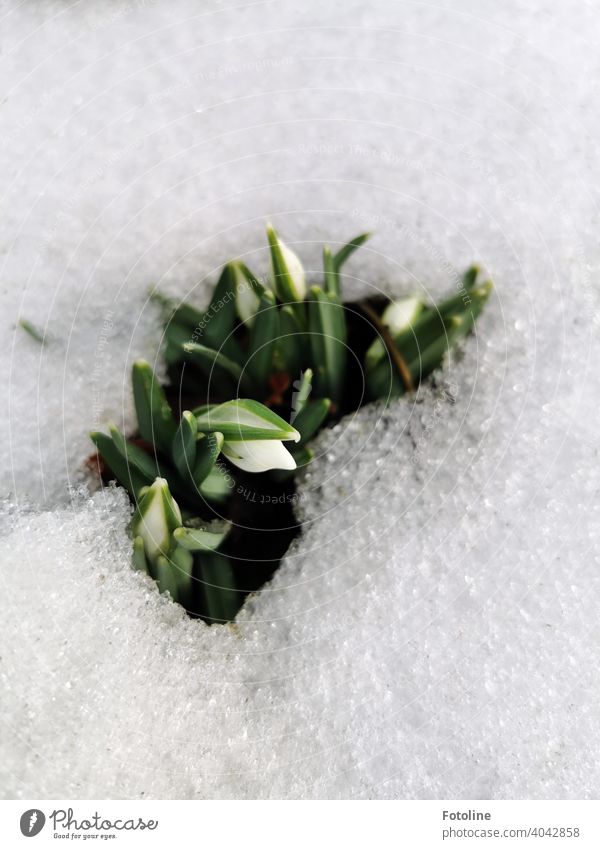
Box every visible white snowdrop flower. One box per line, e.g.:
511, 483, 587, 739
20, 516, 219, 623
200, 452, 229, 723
381, 296, 423, 332
131, 477, 182, 562
194, 398, 301, 473
221, 438, 297, 472
232, 261, 261, 327
267, 224, 306, 302
365, 295, 423, 370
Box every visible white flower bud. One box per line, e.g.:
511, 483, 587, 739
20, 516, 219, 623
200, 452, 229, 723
233, 262, 261, 327
267, 224, 306, 302
131, 477, 182, 563
365, 296, 423, 370
221, 438, 297, 473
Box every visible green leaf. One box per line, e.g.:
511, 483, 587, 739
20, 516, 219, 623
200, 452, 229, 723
155, 267, 243, 363
366, 285, 492, 400
153, 547, 193, 604
194, 399, 301, 442
323, 245, 338, 296
132, 360, 176, 454
307, 286, 347, 405
18, 318, 46, 345
132, 535, 149, 573
182, 342, 252, 392
164, 320, 195, 349
392, 308, 446, 364
332, 232, 370, 272
408, 318, 463, 383
170, 545, 194, 605
198, 552, 240, 624
153, 555, 177, 596
90, 430, 154, 498
168, 302, 205, 331
202, 263, 238, 350
171, 411, 197, 479
235, 261, 267, 300
108, 426, 159, 481
278, 305, 304, 374
150, 290, 204, 330
266, 224, 306, 302
462, 265, 480, 290
247, 290, 279, 386
198, 464, 231, 503
290, 368, 313, 420
173, 524, 229, 552
192, 432, 224, 486
435, 278, 492, 322
292, 398, 330, 445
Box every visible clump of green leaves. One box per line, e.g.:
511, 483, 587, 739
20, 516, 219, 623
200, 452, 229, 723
92, 227, 492, 621
159, 227, 371, 411
364, 267, 492, 398
91, 360, 301, 621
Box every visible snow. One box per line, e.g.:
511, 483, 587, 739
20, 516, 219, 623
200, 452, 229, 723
1, 0, 600, 798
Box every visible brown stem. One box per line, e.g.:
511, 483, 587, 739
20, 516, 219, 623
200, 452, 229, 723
359, 300, 414, 392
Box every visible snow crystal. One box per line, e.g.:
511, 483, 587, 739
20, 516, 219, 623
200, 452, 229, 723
1, 0, 600, 799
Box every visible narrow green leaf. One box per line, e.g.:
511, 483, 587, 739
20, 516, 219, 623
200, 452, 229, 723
182, 342, 252, 392
462, 265, 480, 290
108, 426, 159, 481
332, 232, 371, 272
171, 411, 197, 479
367, 292, 491, 400
307, 286, 347, 405
323, 245, 338, 296
154, 553, 182, 601
132, 360, 176, 454
408, 319, 461, 383
393, 308, 445, 364
170, 545, 194, 605
436, 278, 491, 321
278, 305, 304, 375
194, 399, 300, 442
235, 261, 267, 300
173, 524, 229, 552
202, 262, 238, 350
132, 535, 149, 573
90, 431, 153, 498
292, 397, 330, 445
18, 318, 46, 345
198, 464, 231, 503
169, 302, 205, 331
150, 291, 204, 331
198, 552, 240, 624
192, 432, 224, 486
290, 368, 313, 420
247, 290, 279, 386
164, 320, 195, 349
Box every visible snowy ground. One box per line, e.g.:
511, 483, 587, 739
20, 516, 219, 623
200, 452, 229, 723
1, 0, 600, 798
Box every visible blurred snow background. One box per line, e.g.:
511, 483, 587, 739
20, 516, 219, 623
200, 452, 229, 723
1, 0, 600, 798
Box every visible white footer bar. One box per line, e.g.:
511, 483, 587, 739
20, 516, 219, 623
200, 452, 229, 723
1, 800, 598, 848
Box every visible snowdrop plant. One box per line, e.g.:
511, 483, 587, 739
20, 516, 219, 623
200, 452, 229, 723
131, 478, 225, 604
91, 226, 491, 622
91, 361, 303, 621
193, 399, 301, 472
364, 269, 492, 399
